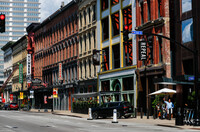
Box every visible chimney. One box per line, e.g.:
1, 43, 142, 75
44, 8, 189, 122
61, 1, 64, 8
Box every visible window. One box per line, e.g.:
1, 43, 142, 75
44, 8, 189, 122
84, 61, 87, 78
84, 11, 86, 25
182, 18, 193, 43
147, 0, 151, 21
123, 40, 132, 66
80, 62, 82, 78
123, 6, 132, 31
158, 0, 163, 18
103, 47, 109, 71
92, 5, 96, 21
93, 30, 96, 48
111, 0, 119, 6
84, 35, 87, 51
88, 7, 91, 23
158, 37, 163, 63
140, 2, 144, 24
101, 80, 110, 91
111, 12, 120, 37
102, 17, 109, 41
80, 37, 82, 53
89, 60, 91, 77
182, 0, 192, 13
112, 44, 120, 69
89, 33, 91, 50
101, 0, 108, 11
80, 13, 82, 27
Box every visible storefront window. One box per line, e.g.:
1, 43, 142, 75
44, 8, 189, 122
101, 80, 110, 91
122, 77, 134, 91
182, 0, 192, 13
182, 18, 193, 43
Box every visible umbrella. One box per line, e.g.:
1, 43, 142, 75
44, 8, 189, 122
149, 88, 176, 96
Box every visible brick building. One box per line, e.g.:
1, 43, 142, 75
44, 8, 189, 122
135, 0, 174, 114
33, 1, 78, 110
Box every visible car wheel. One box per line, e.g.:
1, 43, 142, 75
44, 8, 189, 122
124, 115, 131, 118
92, 112, 98, 119
117, 112, 121, 119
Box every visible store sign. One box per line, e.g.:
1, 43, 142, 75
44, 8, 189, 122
19, 64, 23, 84
20, 92, 23, 100
30, 90, 34, 98
139, 41, 147, 61
32, 78, 42, 86
27, 54, 31, 83
58, 63, 63, 80
10, 94, 13, 101
53, 88, 58, 98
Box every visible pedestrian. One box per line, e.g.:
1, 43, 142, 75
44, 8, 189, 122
163, 98, 174, 118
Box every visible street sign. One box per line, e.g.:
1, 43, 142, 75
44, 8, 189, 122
188, 76, 195, 81
132, 31, 143, 35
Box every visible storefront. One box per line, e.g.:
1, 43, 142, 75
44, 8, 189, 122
98, 68, 137, 108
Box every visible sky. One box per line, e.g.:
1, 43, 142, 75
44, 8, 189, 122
40, 0, 72, 22
182, 0, 192, 13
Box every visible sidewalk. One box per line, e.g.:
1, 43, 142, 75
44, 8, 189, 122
29, 109, 200, 130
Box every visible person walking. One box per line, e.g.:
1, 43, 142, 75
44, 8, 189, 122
163, 98, 174, 119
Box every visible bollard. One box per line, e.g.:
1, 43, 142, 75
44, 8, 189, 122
134, 108, 137, 118
87, 108, 93, 120
112, 109, 118, 123
169, 108, 171, 120
141, 107, 143, 119
147, 109, 149, 119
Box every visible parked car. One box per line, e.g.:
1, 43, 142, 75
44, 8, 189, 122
9, 103, 19, 110
91, 101, 133, 119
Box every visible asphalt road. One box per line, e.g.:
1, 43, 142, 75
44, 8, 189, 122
0, 110, 198, 132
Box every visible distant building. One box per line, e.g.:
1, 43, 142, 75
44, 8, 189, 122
0, 0, 40, 87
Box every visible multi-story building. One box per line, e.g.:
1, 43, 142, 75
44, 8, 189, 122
1, 41, 14, 103
33, 0, 78, 110
76, 0, 97, 99
0, 0, 40, 86
97, 0, 137, 108
174, 0, 200, 114
135, 0, 174, 114
11, 35, 28, 104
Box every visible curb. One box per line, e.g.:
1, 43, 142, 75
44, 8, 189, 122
52, 112, 83, 118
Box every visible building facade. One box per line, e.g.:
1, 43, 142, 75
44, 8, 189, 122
1, 41, 14, 103
34, 0, 78, 110
0, 0, 40, 87
136, 0, 174, 114
174, 0, 200, 111
76, 0, 98, 99
11, 35, 28, 104
97, 0, 137, 108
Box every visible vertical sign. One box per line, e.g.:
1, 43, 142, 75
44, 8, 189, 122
27, 54, 31, 83
19, 63, 23, 84
139, 41, 147, 61
20, 92, 23, 99
30, 90, 34, 98
53, 88, 58, 98
58, 63, 63, 80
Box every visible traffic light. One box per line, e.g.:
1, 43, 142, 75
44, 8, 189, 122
0, 14, 5, 33
123, 25, 129, 42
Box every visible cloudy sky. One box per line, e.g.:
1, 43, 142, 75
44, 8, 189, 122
40, 0, 72, 22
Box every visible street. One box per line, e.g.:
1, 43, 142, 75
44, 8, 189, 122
0, 111, 198, 132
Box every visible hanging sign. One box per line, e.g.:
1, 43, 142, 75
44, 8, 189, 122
53, 88, 58, 98
139, 41, 147, 61
58, 63, 63, 80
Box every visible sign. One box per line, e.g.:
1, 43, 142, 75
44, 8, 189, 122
44, 96, 47, 104
19, 64, 23, 84
132, 31, 143, 35
10, 94, 13, 101
32, 78, 42, 86
58, 63, 63, 80
20, 92, 23, 100
139, 41, 147, 61
2, 98, 5, 103
188, 76, 195, 81
53, 88, 58, 98
30, 90, 34, 98
27, 54, 31, 75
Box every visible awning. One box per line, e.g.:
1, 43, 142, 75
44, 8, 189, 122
72, 92, 98, 98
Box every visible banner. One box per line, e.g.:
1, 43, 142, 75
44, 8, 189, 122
20, 92, 23, 100
27, 54, 32, 83
19, 64, 23, 84
53, 88, 58, 98
58, 63, 63, 80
